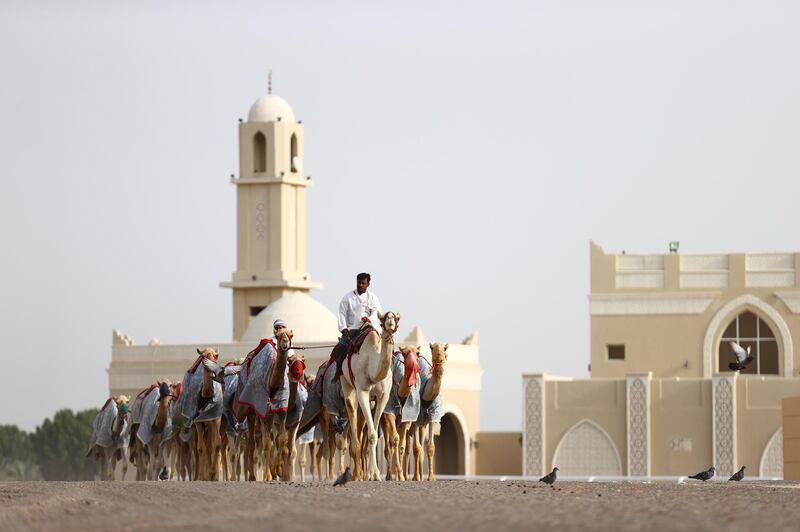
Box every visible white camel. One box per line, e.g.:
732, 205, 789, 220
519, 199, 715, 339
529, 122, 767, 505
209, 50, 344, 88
339, 311, 400, 481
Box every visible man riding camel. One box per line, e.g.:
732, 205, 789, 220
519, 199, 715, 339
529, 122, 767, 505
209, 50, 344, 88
332, 273, 382, 380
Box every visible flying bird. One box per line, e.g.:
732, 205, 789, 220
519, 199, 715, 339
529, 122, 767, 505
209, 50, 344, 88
689, 466, 715, 482
729, 466, 745, 481
539, 467, 559, 485
729, 342, 754, 372
202, 358, 243, 383
333, 466, 351, 486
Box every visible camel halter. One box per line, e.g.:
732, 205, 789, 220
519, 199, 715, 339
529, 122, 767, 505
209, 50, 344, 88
381, 312, 400, 337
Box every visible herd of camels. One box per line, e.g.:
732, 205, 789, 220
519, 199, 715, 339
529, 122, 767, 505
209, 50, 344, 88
87, 311, 449, 482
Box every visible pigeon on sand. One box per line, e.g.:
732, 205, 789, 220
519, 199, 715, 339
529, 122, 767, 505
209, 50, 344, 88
333, 466, 351, 486
689, 466, 715, 481
539, 467, 559, 485
729, 466, 745, 481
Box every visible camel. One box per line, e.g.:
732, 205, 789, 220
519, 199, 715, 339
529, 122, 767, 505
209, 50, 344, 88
192, 348, 224, 480
87, 395, 130, 480
143, 381, 175, 480
381, 345, 420, 480
128, 384, 160, 480
175, 348, 224, 481
408, 342, 448, 481
234, 329, 293, 481
339, 311, 400, 481
284, 351, 307, 481
169, 382, 194, 481
265, 329, 292, 480
220, 358, 246, 481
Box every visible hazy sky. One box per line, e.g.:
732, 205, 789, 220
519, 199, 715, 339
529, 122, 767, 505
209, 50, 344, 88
2, 1, 800, 432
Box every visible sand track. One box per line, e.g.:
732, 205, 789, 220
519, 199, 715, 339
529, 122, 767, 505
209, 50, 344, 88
1, 480, 799, 531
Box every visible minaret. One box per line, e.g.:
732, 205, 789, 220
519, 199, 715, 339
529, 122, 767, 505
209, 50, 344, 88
221, 80, 321, 341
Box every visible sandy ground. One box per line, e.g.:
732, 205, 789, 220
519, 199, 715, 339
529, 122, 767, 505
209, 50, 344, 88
1, 480, 799, 531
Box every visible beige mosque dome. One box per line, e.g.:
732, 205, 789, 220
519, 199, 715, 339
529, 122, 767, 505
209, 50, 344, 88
247, 94, 296, 123
242, 292, 338, 344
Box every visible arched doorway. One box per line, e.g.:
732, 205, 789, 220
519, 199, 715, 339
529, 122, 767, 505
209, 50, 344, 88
552, 419, 622, 476
435, 413, 465, 475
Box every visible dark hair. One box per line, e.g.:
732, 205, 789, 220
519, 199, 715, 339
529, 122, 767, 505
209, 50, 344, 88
356, 272, 371, 283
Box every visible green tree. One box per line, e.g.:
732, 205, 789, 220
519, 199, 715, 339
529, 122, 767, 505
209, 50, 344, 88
29, 408, 98, 480
0, 425, 41, 480
0, 425, 34, 462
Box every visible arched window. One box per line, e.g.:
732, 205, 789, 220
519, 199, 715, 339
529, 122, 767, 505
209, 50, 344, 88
718, 311, 778, 374
253, 132, 267, 173
290, 133, 298, 173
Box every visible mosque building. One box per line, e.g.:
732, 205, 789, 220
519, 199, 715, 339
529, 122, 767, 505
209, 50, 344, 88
108, 85, 483, 475
523, 242, 800, 479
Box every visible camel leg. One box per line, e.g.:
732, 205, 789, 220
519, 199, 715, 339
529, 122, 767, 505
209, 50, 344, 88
380, 414, 394, 480
354, 388, 379, 481
298, 441, 307, 482
371, 392, 391, 481
342, 387, 363, 481
209, 419, 221, 481
413, 426, 423, 481
273, 416, 288, 481
226, 433, 236, 481
119, 447, 128, 481
336, 432, 347, 475
95, 448, 105, 481
319, 413, 335, 481
220, 426, 229, 481
288, 425, 299, 481
193, 424, 206, 481
397, 422, 411, 481
262, 417, 273, 481
310, 441, 319, 481
426, 422, 436, 481
245, 414, 256, 481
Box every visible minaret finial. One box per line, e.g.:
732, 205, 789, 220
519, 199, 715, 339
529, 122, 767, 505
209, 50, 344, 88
268, 71, 272, 95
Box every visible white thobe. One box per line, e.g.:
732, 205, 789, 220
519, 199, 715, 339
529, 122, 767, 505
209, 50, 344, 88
338, 290, 382, 332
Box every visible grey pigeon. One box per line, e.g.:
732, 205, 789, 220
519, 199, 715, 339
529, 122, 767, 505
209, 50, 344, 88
158, 466, 169, 481
689, 466, 715, 481
539, 467, 558, 485
729, 466, 745, 481
728, 342, 754, 372
333, 466, 351, 486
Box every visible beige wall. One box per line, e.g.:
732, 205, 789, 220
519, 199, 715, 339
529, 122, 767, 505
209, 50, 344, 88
737, 378, 800, 475
475, 432, 522, 475
783, 396, 800, 480
544, 379, 627, 473
650, 378, 712, 475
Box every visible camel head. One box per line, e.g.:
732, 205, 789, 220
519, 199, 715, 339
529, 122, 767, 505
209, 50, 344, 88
115, 395, 130, 417
399, 345, 420, 387
288, 352, 306, 382
378, 311, 400, 336
112, 395, 129, 438
196, 347, 219, 362
157, 380, 173, 400
429, 343, 448, 375
275, 328, 293, 352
